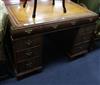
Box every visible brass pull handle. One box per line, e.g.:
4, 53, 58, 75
52, 24, 58, 29
25, 40, 32, 45
88, 18, 92, 22
25, 29, 32, 34
26, 62, 33, 67
11, 36, 13, 40
79, 46, 83, 49
70, 21, 76, 25
25, 52, 33, 56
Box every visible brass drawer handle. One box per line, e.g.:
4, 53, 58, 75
79, 46, 83, 49
88, 18, 93, 22
70, 21, 76, 25
25, 52, 33, 56
25, 29, 32, 34
11, 36, 13, 40
52, 24, 58, 29
25, 40, 33, 46
25, 62, 33, 67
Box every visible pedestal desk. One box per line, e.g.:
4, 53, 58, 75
4, 0, 98, 79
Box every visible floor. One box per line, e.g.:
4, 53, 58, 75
0, 40, 100, 85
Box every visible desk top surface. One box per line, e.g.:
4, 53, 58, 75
4, 0, 98, 29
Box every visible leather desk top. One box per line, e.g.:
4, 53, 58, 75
4, 0, 98, 30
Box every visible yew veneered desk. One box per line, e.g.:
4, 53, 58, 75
4, 0, 98, 79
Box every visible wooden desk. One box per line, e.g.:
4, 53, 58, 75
4, 0, 98, 79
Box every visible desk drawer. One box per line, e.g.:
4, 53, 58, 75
73, 24, 95, 44
78, 23, 95, 35
67, 43, 89, 58
74, 33, 92, 44
12, 34, 42, 51
14, 46, 42, 63
16, 57, 41, 73
71, 43, 89, 53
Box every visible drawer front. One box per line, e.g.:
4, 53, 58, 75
74, 24, 95, 44
69, 43, 89, 54
79, 23, 95, 35
14, 46, 42, 62
16, 57, 41, 73
12, 34, 42, 51
85, 24, 96, 34
74, 33, 91, 44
